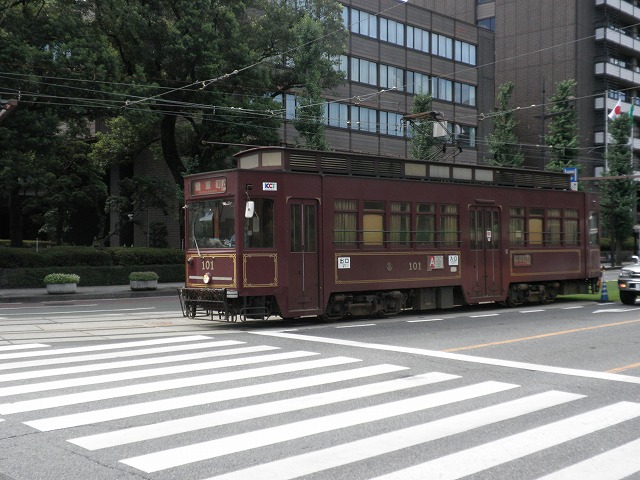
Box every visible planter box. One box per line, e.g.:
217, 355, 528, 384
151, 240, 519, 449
130, 280, 158, 291
46, 283, 77, 294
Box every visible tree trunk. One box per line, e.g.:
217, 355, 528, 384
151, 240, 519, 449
8, 188, 23, 247
160, 115, 186, 186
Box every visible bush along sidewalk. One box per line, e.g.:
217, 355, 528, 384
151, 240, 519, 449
43, 273, 80, 294
129, 271, 159, 291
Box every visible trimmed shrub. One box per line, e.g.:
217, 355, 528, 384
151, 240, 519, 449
128, 271, 160, 281
43, 273, 80, 285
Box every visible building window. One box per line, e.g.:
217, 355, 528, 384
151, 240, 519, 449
432, 77, 453, 101
431, 33, 453, 59
407, 25, 429, 53
380, 18, 405, 46
390, 202, 410, 246
334, 199, 357, 246
350, 105, 377, 133
331, 54, 348, 74
350, 8, 377, 39
407, 71, 430, 94
379, 111, 404, 137
455, 40, 477, 65
455, 124, 476, 147
477, 17, 495, 31
380, 64, 404, 91
350, 57, 377, 86
455, 82, 476, 106
325, 102, 348, 128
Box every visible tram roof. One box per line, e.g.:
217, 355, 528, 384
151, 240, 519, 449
233, 146, 572, 191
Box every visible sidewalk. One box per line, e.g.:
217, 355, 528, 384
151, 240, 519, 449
0, 282, 185, 304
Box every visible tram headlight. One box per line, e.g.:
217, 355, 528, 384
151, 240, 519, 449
203, 272, 211, 284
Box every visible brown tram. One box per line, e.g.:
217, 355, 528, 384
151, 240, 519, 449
178, 146, 601, 322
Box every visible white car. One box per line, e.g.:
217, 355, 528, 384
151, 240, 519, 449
617, 256, 640, 305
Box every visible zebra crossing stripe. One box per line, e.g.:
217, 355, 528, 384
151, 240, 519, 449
0, 340, 249, 384
0, 335, 211, 361
69, 372, 460, 450
199, 390, 584, 480
26, 364, 409, 432
534, 438, 640, 480
371, 401, 640, 480
0, 346, 289, 397
120, 380, 520, 473
0, 352, 342, 414
0, 339, 237, 371
0, 344, 50, 352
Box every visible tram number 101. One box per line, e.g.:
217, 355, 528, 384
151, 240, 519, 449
409, 261, 422, 271
201, 259, 215, 270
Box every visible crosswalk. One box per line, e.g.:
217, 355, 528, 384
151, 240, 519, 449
0, 335, 639, 479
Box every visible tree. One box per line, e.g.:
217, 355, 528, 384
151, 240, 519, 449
408, 92, 435, 160
545, 79, 579, 173
601, 114, 635, 266
486, 82, 524, 167
91, 0, 347, 179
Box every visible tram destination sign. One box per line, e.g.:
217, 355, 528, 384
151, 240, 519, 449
191, 177, 227, 196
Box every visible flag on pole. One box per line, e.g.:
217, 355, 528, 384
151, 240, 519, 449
608, 98, 622, 120
629, 102, 635, 120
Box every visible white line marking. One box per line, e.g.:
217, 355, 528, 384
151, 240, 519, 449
201, 391, 583, 480
594, 308, 638, 313
252, 332, 640, 384
0, 352, 337, 414
70, 372, 458, 450
469, 314, 499, 318
372, 401, 640, 480
0, 341, 246, 384
561, 306, 583, 310
0, 343, 49, 352
0, 335, 211, 361
0, 339, 231, 371
335, 324, 376, 328
0, 346, 284, 397
535, 437, 640, 480
0, 307, 154, 316
26, 364, 405, 431
407, 318, 444, 323
121, 380, 519, 472
520, 309, 545, 314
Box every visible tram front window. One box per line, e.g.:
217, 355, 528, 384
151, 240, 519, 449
189, 199, 235, 249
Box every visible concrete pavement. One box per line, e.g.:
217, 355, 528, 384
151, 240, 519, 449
0, 282, 185, 303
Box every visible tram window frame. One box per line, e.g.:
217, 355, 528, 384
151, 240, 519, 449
189, 198, 236, 249
439, 204, 459, 247
509, 207, 525, 246
363, 200, 385, 246
528, 208, 544, 246
390, 202, 410, 246
564, 209, 579, 245
547, 208, 562, 246
416, 203, 435, 247
333, 199, 358, 247
244, 198, 274, 248
589, 211, 599, 246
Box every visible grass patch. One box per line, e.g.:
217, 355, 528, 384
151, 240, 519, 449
558, 281, 619, 303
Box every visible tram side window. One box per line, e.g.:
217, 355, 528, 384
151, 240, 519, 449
528, 208, 544, 245
363, 201, 385, 246
509, 207, 525, 246
390, 202, 410, 246
440, 204, 459, 246
547, 208, 562, 246
334, 199, 357, 246
564, 209, 579, 245
589, 211, 599, 245
190, 199, 235, 249
416, 203, 435, 246
245, 198, 274, 248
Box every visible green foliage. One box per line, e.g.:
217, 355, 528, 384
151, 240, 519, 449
545, 79, 579, 173
148, 222, 169, 248
43, 273, 80, 285
486, 82, 524, 167
128, 271, 160, 281
409, 93, 436, 161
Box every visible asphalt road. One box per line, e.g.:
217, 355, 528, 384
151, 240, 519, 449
0, 296, 639, 479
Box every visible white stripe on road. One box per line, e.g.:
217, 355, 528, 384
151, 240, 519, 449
0, 352, 340, 414
26, 364, 406, 432
0, 340, 247, 383
371, 402, 640, 480
202, 390, 583, 480
253, 332, 640, 384
535, 438, 640, 480
70, 372, 459, 450
0, 339, 235, 371
0, 346, 285, 397
0, 335, 210, 361
121, 380, 519, 473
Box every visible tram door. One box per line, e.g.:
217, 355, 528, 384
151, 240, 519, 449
287, 199, 320, 313
469, 206, 502, 299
